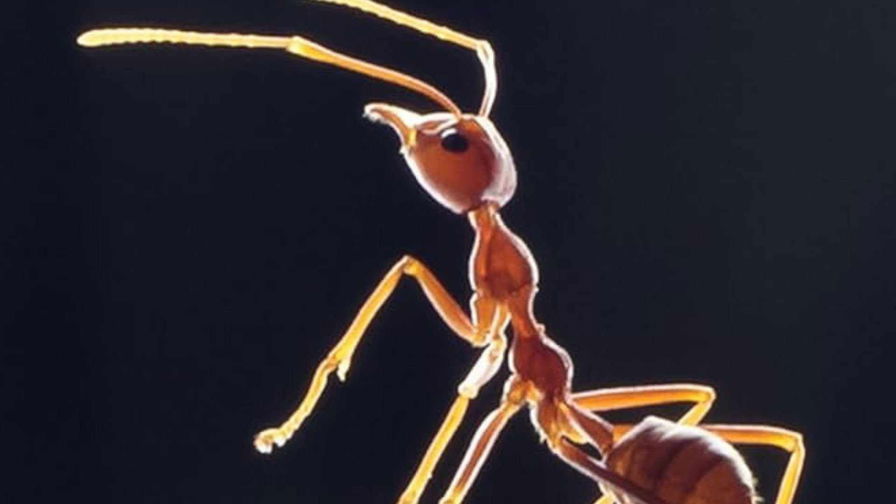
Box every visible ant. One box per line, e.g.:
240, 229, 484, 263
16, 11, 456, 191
78, 1, 805, 503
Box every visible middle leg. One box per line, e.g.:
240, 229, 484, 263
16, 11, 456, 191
438, 378, 527, 504
398, 310, 508, 504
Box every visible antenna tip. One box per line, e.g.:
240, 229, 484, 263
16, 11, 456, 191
77, 30, 103, 47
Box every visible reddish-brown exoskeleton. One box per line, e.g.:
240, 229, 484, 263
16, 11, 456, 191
78, 1, 805, 503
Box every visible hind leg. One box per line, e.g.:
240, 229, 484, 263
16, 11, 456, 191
566, 385, 715, 504
593, 494, 613, 504
702, 425, 805, 504
572, 383, 717, 503
597, 422, 805, 504
438, 378, 527, 504
551, 440, 668, 504
572, 383, 717, 432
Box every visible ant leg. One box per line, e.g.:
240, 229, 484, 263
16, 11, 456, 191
592, 495, 613, 504
572, 384, 717, 433
255, 255, 492, 453
701, 425, 805, 504
398, 313, 508, 504
398, 396, 469, 504
557, 404, 628, 504
438, 378, 527, 504
570, 385, 715, 504
552, 440, 668, 504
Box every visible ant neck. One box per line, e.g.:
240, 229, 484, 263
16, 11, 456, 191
466, 202, 502, 231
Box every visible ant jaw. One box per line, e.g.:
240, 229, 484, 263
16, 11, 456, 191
364, 103, 421, 151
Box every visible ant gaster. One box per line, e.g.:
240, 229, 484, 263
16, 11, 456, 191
78, 1, 805, 503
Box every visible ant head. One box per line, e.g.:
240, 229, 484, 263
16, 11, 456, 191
365, 104, 516, 214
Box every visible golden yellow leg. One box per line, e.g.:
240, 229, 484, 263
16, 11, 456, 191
571, 384, 717, 504
572, 383, 717, 429
703, 425, 805, 504
438, 379, 526, 504
593, 495, 613, 504
398, 396, 469, 504
399, 322, 508, 504
254, 255, 491, 453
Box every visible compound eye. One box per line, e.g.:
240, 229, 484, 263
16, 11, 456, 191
440, 129, 469, 153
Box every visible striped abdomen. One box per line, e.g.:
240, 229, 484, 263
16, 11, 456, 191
604, 417, 757, 504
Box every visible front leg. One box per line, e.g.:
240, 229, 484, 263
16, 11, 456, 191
255, 254, 494, 453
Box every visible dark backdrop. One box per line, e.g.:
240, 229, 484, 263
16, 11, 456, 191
7, 0, 896, 503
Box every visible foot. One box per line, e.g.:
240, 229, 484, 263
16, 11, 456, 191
254, 427, 289, 454
397, 490, 420, 504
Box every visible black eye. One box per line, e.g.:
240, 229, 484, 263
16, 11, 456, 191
440, 129, 469, 153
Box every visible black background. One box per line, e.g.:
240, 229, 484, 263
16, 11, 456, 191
6, 0, 896, 503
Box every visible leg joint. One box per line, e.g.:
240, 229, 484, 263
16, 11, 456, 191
699, 385, 717, 404
788, 431, 805, 453
475, 40, 494, 60
684, 384, 716, 403
502, 378, 529, 405
399, 254, 422, 275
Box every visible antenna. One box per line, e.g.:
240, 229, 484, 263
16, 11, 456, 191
77, 27, 462, 115
314, 0, 498, 116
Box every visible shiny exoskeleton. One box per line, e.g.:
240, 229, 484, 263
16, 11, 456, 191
78, 1, 805, 504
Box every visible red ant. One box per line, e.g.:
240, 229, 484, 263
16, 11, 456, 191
78, 1, 805, 503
